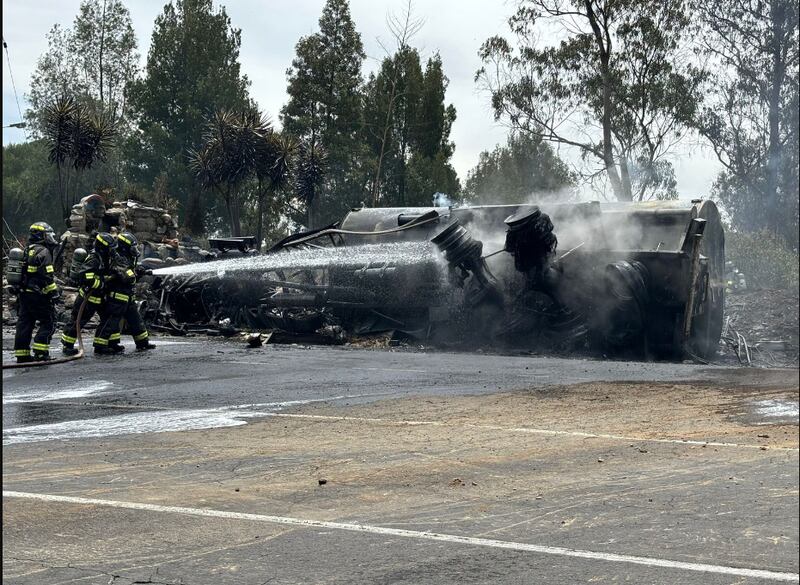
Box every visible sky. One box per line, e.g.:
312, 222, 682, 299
2, 0, 722, 198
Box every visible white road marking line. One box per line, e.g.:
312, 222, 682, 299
3, 490, 797, 582
261, 413, 800, 452
351, 367, 428, 373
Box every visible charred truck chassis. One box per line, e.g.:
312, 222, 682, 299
151, 200, 724, 359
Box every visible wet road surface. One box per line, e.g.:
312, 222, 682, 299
3, 334, 741, 439
3, 334, 798, 584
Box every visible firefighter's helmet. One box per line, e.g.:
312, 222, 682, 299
117, 231, 140, 258
94, 232, 117, 263
29, 222, 58, 247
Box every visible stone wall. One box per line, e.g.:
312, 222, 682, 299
58, 195, 185, 274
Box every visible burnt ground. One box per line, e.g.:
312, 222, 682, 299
2, 331, 799, 585
722, 288, 800, 367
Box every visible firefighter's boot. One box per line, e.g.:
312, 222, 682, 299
62, 344, 80, 357
94, 345, 118, 355
136, 340, 156, 351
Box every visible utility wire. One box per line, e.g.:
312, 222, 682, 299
3, 216, 21, 245
2, 36, 26, 133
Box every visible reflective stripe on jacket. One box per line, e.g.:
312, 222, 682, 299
23, 244, 58, 298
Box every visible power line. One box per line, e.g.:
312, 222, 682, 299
2, 36, 27, 134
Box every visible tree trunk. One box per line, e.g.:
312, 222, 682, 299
619, 156, 634, 201
184, 190, 205, 236
99, 0, 107, 106
226, 194, 241, 237
307, 190, 316, 229
601, 78, 628, 200
70, 168, 88, 212
256, 180, 265, 247
765, 0, 786, 233
57, 164, 68, 223
585, 0, 628, 201
373, 76, 400, 206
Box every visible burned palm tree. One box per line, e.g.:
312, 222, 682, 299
189, 109, 262, 236
294, 137, 328, 228
42, 95, 117, 220
72, 110, 116, 174
254, 132, 296, 245
43, 95, 78, 220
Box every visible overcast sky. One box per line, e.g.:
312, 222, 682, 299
2, 0, 721, 198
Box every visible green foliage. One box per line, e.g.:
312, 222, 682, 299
188, 109, 273, 236
694, 0, 799, 247
463, 133, 574, 204
477, 0, 701, 201
27, 0, 139, 132
2, 142, 62, 238
363, 50, 460, 207
15, 0, 470, 237
126, 0, 251, 235
281, 0, 367, 225
4, 138, 125, 238
726, 230, 799, 290
188, 108, 298, 238
294, 138, 329, 227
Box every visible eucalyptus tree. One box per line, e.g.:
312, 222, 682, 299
694, 0, 799, 244
477, 0, 702, 201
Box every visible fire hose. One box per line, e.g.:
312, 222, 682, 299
2, 295, 88, 369
276, 210, 441, 249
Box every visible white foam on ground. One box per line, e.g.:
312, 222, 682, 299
752, 399, 799, 423
2, 394, 379, 445
2, 381, 114, 405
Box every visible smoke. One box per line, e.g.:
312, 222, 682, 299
516, 189, 686, 254
432, 192, 455, 207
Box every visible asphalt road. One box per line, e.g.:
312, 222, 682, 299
3, 334, 799, 584
3, 333, 738, 437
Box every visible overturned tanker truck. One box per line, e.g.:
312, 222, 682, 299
150, 199, 724, 359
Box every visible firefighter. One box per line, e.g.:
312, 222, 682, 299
13, 222, 61, 363
60, 232, 119, 356
109, 231, 156, 351
92, 236, 138, 355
